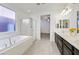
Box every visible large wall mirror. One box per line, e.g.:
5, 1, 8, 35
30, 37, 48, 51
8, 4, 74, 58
63, 19, 70, 28
56, 19, 69, 29
77, 11, 79, 33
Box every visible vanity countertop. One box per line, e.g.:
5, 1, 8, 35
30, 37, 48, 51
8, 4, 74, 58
55, 30, 79, 50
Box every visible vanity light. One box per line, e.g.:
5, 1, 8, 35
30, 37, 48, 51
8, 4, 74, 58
65, 8, 72, 16
60, 7, 72, 16
60, 9, 65, 16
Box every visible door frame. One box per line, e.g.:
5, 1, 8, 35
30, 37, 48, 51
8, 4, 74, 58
40, 14, 50, 40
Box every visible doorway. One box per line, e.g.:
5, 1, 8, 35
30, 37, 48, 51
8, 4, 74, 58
40, 15, 50, 40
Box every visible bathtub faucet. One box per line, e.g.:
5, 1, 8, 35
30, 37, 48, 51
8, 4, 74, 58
9, 37, 12, 46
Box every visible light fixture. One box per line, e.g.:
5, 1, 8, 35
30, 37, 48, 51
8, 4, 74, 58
60, 9, 65, 15
65, 8, 72, 16
60, 7, 72, 16
36, 3, 46, 5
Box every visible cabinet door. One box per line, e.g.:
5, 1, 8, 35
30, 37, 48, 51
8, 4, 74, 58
55, 33, 63, 54
57, 43, 62, 54
55, 33, 58, 44
74, 47, 79, 55
58, 38, 62, 49
63, 44, 72, 55
63, 39, 73, 51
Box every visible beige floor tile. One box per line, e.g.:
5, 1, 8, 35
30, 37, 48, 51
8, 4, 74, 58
23, 34, 60, 55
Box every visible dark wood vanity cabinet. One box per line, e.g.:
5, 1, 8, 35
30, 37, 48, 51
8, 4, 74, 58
63, 44, 72, 55
63, 39, 74, 55
55, 33, 79, 55
74, 47, 79, 55
55, 33, 63, 54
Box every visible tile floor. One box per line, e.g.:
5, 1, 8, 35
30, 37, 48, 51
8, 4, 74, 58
23, 34, 60, 55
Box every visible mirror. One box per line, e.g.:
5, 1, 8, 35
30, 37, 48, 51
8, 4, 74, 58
77, 11, 79, 33
63, 19, 70, 28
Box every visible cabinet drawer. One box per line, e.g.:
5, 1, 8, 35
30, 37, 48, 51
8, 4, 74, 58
58, 39, 62, 48
63, 44, 72, 55
57, 44, 62, 54
63, 40, 73, 51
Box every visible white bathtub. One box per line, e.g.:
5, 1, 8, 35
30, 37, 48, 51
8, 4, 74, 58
0, 35, 34, 55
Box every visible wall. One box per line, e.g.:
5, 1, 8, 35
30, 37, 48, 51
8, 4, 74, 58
29, 4, 67, 41
30, 11, 55, 41
31, 14, 40, 40
55, 4, 79, 35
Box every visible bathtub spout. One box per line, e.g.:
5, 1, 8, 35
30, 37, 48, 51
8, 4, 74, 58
5, 43, 7, 48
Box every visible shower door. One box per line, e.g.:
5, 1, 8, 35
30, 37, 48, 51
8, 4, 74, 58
21, 18, 33, 36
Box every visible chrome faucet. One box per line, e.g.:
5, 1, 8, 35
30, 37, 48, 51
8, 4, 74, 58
5, 43, 7, 48
9, 37, 12, 46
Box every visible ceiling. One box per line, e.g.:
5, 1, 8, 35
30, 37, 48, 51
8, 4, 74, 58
0, 3, 67, 14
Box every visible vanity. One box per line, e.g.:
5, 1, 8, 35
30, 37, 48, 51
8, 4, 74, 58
55, 32, 79, 55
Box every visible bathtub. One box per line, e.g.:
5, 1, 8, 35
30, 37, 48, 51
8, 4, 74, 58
0, 35, 34, 55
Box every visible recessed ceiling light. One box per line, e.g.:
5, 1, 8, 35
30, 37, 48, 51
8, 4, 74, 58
36, 3, 40, 5
36, 3, 46, 5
